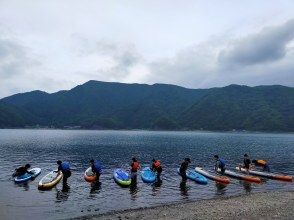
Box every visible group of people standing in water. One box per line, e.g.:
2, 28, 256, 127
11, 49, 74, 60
13, 157, 163, 187
213, 153, 270, 175
14, 154, 269, 187
179, 154, 270, 181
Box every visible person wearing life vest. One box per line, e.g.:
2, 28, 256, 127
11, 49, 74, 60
252, 159, 270, 172
90, 159, 103, 182
13, 164, 34, 177
151, 159, 163, 180
130, 157, 141, 182
179, 158, 191, 181
56, 160, 71, 186
214, 155, 226, 174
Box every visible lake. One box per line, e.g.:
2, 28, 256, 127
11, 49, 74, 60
0, 129, 293, 220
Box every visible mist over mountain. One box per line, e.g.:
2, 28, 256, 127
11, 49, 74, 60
0, 81, 293, 132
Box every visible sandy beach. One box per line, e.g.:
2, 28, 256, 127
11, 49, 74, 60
76, 190, 294, 220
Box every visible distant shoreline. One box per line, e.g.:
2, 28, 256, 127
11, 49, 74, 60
0, 128, 293, 134
74, 190, 294, 220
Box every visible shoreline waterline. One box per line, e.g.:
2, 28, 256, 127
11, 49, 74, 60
75, 190, 294, 220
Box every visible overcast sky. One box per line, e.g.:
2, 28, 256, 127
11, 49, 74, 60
0, 0, 294, 98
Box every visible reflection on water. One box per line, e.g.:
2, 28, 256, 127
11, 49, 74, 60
130, 181, 138, 199
152, 179, 163, 188
56, 188, 70, 203
180, 180, 189, 197
215, 182, 228, 195
242, 181, 252, 193
90, 182, 102, 194
151, 180, 162, 196
15, 182, 30, 191
0, 129, 293, 220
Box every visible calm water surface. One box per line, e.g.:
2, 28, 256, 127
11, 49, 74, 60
0, 129, 293, 220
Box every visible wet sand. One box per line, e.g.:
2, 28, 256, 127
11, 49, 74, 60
76, 190, 294, 220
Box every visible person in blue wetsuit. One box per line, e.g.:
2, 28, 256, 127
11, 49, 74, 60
214, 155, 226, 174
90, 159, 102, 182
56, 160, 71, 187
13, 164, 34, 177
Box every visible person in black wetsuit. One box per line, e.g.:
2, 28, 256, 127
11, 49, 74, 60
243, 154, 251, 170
13, 164, 33, 177
56, 160, 71, 187
179, 158, 191, 181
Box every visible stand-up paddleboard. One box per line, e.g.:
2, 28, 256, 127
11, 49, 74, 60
14, 168, 41, 183
177, 168, 208, 184
217, 168, 261, 183
141, 167, 156, 183
38, 171, 63, 190
195, 167, 230, 184
84, 167, 97, 182
235, 167, 293, 182
113, 169, 131, 186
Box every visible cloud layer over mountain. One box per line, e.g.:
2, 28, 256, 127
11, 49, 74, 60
0, 1, 294, 97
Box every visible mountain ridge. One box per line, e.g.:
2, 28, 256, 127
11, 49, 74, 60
0, 80, 293, 131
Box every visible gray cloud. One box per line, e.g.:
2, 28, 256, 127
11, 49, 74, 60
218, 19, 294, 66
147, 43, 217, 88
0, 36, 49, 97
71, 35, 142, 81
146, 19, 294, 88
0, 37, 27, 78
1, 14, 294, 99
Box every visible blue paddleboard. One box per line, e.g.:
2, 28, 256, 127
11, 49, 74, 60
141, 167, 156, 183
113, 169, 132, 186
178, 168, 208, 184
14, 168, 41, 183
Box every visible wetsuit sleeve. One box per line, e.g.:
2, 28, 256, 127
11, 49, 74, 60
91, 164, 96, 173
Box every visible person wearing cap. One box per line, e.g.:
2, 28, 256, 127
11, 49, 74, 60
90, 159, 103, 182
214, 155, 226, 174
179, 158, 191, 181
13, 164, 34, 177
